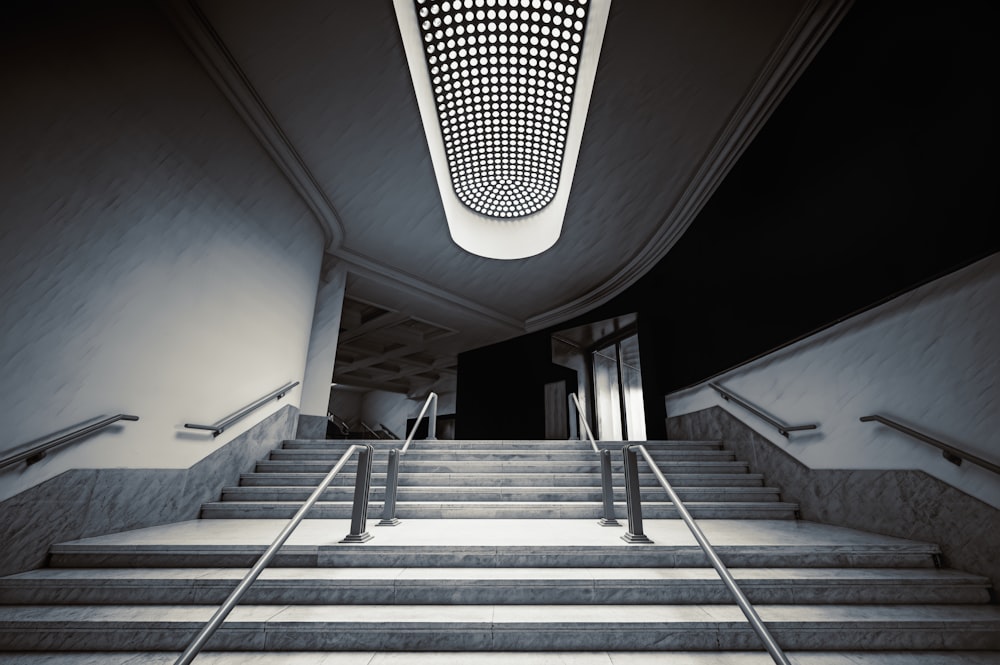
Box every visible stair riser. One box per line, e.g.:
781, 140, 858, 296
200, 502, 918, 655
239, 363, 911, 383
47, 549, 938, 569
238, 473, 766, 488
220, 489, 781, 503
254, 462, 750, 474
269, 451, 737, 462
198, 503, 797, 520
0, 583, 986, 606
2, 624, 997, 651
282, 440, 723, 451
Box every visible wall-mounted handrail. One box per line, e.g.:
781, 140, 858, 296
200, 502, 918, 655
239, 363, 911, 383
860, 414, 1000, 475
174, 443, 374, 665
0, 414, 140, 471
621, 444, 790, 665
568, 393, 619, 527
185, 381, 299, 437
361, 422, 381, 439
709, 382, 817, 438
379, 392, 438, 526
378, 423, 400, 440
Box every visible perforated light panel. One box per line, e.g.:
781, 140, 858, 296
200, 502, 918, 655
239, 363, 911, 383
415, 0, 590, 219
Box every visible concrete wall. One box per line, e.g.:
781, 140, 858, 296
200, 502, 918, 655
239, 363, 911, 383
0, 2, 324, 502
665, 252, 1000, 508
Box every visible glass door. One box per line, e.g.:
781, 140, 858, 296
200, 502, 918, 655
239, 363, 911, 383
592, 332, 646, 440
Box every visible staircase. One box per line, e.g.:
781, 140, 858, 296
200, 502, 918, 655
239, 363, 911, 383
0, 437, 998, 662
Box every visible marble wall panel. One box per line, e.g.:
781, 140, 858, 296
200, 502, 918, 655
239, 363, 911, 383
668, 406, 1000, 592
296, 415, 329, 439
0, 406, 296, 576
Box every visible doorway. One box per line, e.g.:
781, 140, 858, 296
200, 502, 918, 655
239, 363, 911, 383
592, 332, 646, 440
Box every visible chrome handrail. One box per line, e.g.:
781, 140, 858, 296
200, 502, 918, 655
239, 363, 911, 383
401, 392, 438, 453
861, 414, 1000, 475
0, 414, 140, 471
327, 412, 351, 436
378, 392, 438, 526
185, 381, 299, 437
622, 443, 790, 665
568, 393, 619, 527
174, 443, 374, 664
709, 382, 817, 437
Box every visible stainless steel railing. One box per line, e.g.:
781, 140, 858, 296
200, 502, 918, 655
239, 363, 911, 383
378, 392, 438, 526
0, 414, 140, 471
174, 443, 375, 664
185, 381, 299, 437
568, 393, 619, 526
861, 414, 1000, 475
620, 443, 791, 665
709, 382, 817, 437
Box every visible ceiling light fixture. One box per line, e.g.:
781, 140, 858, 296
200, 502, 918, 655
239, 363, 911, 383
395, 0, 611, 259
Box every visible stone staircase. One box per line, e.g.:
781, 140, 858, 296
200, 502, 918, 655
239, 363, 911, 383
0, 437, 998, 662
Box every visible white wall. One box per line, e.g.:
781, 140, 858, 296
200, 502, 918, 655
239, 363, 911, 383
665, 253, 1000, 507
0, 3, 324, 501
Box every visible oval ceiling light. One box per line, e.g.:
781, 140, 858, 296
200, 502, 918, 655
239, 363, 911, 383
395, 0, 611, 259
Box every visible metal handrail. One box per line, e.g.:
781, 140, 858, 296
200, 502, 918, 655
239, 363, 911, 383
185, 381, 299, 437
709, 382, 817, 437
861, 414, 1000, 475
568, 393, 600, 453
174, 443, 374, 664
378, 392, 438, 526
327, 412, 351, 436
568, 393, 619, 527
0, 414, 140, 471
622, 444, 790, 665
401, 392, 438, 453
361, 422, 381, 439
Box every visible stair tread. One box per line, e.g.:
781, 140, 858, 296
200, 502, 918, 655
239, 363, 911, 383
4, 567, 987, 584
2, 652, 998, 665
3, 603, 999, 624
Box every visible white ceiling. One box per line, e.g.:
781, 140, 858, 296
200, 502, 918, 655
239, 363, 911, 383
166, 0, 851, 395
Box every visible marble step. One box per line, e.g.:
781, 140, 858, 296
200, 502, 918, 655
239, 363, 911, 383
198, 500, 799, 520
220, 486, 782, 503
45, 519, 942, 569
3, 652, 1000, 665
1, 604, 998, 651
238, 472, 768, 488
254, 460, 751, 474
268, 450, 737, 463
0, 568, 988, 606
281, 439, 724, 451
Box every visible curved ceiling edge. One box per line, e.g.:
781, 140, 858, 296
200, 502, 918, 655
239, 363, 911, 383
524, 0, 854, 332
162, 0, 346, 252
332, 248, 525, 331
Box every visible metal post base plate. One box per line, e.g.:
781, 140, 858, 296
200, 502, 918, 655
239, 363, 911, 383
377, 518, 401, 526
339, 532, 374, 543
598, 518, 621, 527
621, 532, 653, 544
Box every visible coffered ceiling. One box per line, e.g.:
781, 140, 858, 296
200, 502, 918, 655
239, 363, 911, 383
166, 0, 851, 396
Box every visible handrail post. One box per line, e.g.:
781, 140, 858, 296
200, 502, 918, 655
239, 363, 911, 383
598, 449, 619, 526
567, 393, 579, 439
379, 448, 402, 526
620, 445, 652, 543
340, 444, 374, 543
426, 392, 438, 440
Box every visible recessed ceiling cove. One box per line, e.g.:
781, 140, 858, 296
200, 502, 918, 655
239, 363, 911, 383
396, 0, 611, 259
415, 0, 590, 220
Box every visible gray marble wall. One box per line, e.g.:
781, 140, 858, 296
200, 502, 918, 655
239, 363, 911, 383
668, 406, 1000, 594
0, 406, 297, 576
296, 414, 329, 439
